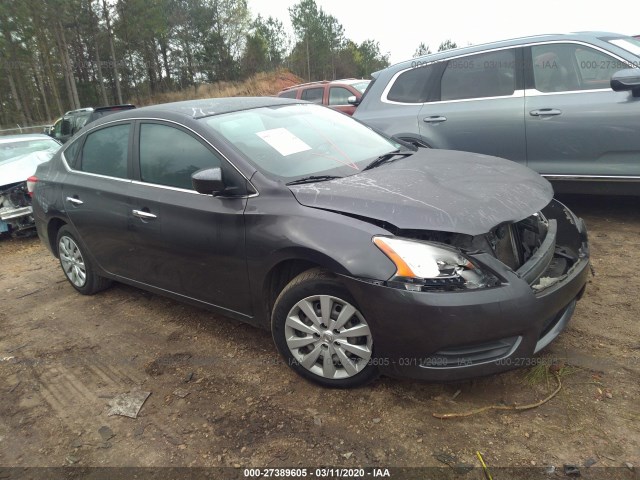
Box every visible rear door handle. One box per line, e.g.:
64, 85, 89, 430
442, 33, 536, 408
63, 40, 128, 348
530, 108, 562, 117
65, 196, 83, 205
423, 115, 447, 123
132, 209, 157, 220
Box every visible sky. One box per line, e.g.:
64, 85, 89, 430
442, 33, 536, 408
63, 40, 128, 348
249, 0, 640, 65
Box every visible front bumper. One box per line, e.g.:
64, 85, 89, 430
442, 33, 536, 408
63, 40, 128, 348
0, 205, 35, 234
341, 200, 590, 381
0, 205, 33, 222
1, 182, 35, 233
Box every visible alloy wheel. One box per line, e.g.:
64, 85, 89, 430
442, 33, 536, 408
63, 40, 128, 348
284, 295, 373, 379
59, 235, 87, 287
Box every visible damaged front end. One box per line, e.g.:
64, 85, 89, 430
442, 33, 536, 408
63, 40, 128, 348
0, 182, 36, 236
380, 199, 589, 294
353, 198, 589, 378
495, 200, 589, 293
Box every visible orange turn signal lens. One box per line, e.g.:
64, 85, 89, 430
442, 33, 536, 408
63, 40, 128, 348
373, 237, 416, 277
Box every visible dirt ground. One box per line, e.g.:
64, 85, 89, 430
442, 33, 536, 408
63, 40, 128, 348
0, 194, 638, 478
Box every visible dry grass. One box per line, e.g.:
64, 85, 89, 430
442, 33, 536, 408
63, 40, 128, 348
1, 70, 304, 130
133, 69, 304, 107
524, 359, 578, 389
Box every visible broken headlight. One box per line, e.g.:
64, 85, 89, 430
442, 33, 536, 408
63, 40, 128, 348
373, 236, 499, 291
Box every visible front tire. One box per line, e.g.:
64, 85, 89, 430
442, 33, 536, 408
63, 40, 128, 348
56, 226, 111, 295
272, 269, 378, 388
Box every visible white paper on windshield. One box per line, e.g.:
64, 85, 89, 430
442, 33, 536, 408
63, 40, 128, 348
256, 128, 311, 156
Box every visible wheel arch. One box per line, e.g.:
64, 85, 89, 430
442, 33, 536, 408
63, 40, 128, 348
260, 249, 349, 328
47, 217, 68, 257
269, 266, 379, 387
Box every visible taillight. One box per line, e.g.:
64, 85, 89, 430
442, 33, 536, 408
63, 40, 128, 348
27, 176, 38, 197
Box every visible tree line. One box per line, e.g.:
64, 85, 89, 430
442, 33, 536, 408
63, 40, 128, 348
413, 39, 459, 58
0, 0, 390, 127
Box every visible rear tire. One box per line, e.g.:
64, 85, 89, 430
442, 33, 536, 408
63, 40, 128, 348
272, 269, 378, 388
56, 226, 111, 295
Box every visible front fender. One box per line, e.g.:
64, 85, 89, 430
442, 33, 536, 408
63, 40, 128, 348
244, 195, 397, 324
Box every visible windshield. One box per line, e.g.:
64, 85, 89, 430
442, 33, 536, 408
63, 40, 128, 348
202, 104, 398, 181
351, 81, 370, 94
0, 138, 60, 165
606, 36, 640, 58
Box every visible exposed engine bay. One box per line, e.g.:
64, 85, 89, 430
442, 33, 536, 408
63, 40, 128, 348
0, 182, 35, 236
381, 200, 588, 293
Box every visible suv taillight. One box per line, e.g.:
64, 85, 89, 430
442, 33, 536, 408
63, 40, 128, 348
27, 176, 38, 197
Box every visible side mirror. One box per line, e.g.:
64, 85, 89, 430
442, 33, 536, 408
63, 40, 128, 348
347, 95, 360, 106
192, 167, 226, 195
611, 69, 640, 96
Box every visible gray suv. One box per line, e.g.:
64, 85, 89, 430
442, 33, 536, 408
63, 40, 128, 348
354, 32, 640, 195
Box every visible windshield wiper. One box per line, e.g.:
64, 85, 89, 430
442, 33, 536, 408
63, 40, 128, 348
286, 175, 343, 186
363, 150, 414, 171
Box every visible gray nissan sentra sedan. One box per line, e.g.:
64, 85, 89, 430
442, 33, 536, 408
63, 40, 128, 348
31, 98, 590, 387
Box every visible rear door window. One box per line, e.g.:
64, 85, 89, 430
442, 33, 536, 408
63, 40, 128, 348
63, 138, 82, 168
79, 123, 130, 178
301, 87, 324, 104
440, 49, 516, 101
278, 90, 298, 98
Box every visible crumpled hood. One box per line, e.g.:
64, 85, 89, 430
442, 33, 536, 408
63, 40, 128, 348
0, 150, 55, 187
288, 149, 553, 236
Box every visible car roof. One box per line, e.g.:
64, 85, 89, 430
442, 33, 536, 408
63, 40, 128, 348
89, 97, 305, 126
64, 108, 94, 115
330, 78, 370, 85
281, 79, 370, 92
392, 31, 631, 70
93, 104, 136, 112
280, 81, 329, 91
0, 134, 58, 144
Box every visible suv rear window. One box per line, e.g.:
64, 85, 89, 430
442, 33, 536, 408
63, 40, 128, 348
387, 66, 436, 103
441, 49, 516, 101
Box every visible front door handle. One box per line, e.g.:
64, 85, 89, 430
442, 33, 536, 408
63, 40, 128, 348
132, 209, 157, 220
530, 108, 562, 117
65, 196, 83, 205
423, 115, 447, 124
